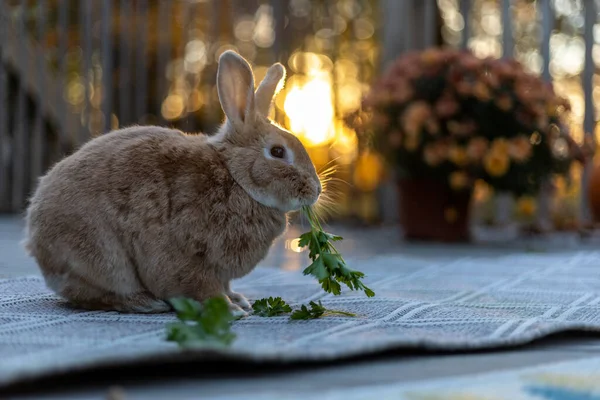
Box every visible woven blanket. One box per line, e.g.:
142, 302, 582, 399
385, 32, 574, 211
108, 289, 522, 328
3, 251, 600, 387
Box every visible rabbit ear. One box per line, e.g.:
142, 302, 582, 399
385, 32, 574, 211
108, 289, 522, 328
217, 51, 256, 129
255, 63, 285, 116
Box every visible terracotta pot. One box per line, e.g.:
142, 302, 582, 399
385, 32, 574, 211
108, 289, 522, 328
397, 179, 472, 242
588, 162, 600, 223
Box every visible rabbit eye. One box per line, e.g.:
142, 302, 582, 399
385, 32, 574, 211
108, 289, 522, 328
270, 145, 286, 159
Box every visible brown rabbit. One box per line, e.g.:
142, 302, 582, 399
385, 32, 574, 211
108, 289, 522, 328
24, 51, 321, 316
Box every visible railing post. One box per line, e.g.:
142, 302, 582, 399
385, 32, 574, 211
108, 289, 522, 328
32, 0, 48, 189
101, 0, 113, 134
536, 0, 554, 232
57, 0, 68, 151
119, 0, 132, 127
501, 0, 513, 59
12, 0, 29, 211
157, 0, 172, 126
460, 0, 470, 50
581, 0, 596, 226
135, 0, 149, 124
0, 1, 9, 211
80, 0, 92, 142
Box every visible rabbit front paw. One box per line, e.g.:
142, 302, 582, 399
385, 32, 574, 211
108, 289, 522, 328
227, 301, 249, 319
227, 290, 252, 311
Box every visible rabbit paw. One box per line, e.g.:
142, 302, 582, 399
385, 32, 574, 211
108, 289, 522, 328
227, 290, 252, 311
228, 301, 249, 319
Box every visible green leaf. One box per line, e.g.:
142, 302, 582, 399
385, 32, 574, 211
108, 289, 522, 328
290, 301, 356, 320
169, 297, 203, 321
302, 256, 330, 281
252, 297, 292, 317
298, 232, 312, 248
299, 206, 376, 298
165, 297, 237, 348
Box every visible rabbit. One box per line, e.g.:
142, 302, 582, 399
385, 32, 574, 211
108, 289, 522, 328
23, 50, 322, 317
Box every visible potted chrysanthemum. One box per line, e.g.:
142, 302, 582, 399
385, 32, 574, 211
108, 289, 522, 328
358, 48, 581, 242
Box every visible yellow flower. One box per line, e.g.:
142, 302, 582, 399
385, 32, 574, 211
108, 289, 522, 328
508, 136, 532, 163
490, 138, 509, 156
517, 196, 537, 217
449, 171, 470, 190
484, 151, 510, 177
448, 146, 468, 167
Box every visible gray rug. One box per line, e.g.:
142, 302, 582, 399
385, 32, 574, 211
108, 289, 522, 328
3, 251, 600, 387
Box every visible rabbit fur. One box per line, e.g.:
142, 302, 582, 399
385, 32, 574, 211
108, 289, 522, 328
24, 51, 321, 316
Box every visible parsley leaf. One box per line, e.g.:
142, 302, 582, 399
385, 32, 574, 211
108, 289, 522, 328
166, 297, 236, 348
252, 297, 293, 317
300, 206, 375, 298
290, 301, 356, 320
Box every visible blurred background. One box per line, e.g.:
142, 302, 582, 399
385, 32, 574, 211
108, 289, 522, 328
1, 0, 599, 242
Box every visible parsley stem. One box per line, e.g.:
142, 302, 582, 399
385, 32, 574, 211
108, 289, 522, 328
323, 310, 356, 317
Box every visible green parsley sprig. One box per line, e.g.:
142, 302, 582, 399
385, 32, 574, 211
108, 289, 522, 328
252, 296, 292, 317
252, 297, 356, 319
300, 206, 375, 297
166, 297, 236, 348
290, 300, 357, 320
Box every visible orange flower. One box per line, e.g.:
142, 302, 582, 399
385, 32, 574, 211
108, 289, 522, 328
391, 81, 414, 103
467, 137, 488, 161
405, 136, 419, 151
517, 196, 537, 217
484, 151, 510, 177
449, 171, 470, 190
490, 138, 509, 155
435, 94, 460, 118
473, 81, 491, 101
496, 94, 513, 111
448, 145, 468, 167
420, 48, 445, 65
402, 101, 432, 137
423, 142, 448, 166
425, 118, 440, 135
456, 81, 472, 96
447, 120, 476, 137
508, 136, 532, 163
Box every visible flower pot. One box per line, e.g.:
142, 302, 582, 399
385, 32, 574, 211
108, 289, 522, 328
397, 179, 472, 242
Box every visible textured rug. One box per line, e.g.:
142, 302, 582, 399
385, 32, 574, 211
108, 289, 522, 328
3, 251, 600, 387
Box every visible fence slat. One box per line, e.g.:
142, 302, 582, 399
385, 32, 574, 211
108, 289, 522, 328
581, 0, 596, 225
423, 0, 436, 48
501, 0, 513, 59
119, 0, 132, 126
157, 0, 171, 126
460, 0, 470, 49
57, 0, 68, 152
0, 1, 9, 211
539, 0, 552, 82
535, 0, 554, 231
135, 0, 149, 123
80, 0, 92, 142
101, 0, 113, 134
31, 0, 48, 190
12, 0, 29, 210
